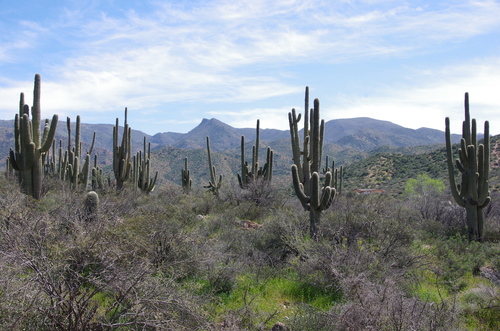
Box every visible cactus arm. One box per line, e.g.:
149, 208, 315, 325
478, 121, 490, 207
445, 117, 465, 207
40, 114, 58, 153
291, 164, 309, 209
468, 145, 478, 202
239, 135, 248, 188
31, 74, 41, 148
311, 99, 321, 174
289, 108, 303, 177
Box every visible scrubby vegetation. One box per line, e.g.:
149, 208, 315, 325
1, 174, 499, 330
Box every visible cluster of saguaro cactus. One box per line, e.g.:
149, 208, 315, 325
182, 157, 192, 193
65, 116, 96, 190
289, 87, 337, 240
9, 74, 58, 199
445, 93, 490, 242
133, 136, 158, 194
204, 136, 222, 195
113, 108, 132, 189
237, 119, 273, 189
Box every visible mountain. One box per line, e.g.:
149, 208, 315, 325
0, 116, 462, 180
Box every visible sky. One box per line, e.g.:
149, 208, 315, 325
0, 0, 499, 136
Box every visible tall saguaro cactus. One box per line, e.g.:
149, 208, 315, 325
445, 92, 490, 242
113, 108, 132, 190
238, 119, 273, 188
9, 74, 58, 199
289, 87, 336, 240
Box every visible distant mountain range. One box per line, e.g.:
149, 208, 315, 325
0, 116, 461, 165
1, 116, 466, 189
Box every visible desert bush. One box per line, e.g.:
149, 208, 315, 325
430, 235, 486, 292
0, 184, 210, 330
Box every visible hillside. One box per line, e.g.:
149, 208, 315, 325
343, 134, 500, 194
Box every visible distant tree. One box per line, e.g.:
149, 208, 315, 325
405, 174, 445, 220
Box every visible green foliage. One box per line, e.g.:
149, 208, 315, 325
405, 173, 445, 196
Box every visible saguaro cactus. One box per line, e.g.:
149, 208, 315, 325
65, 116, 96, 190
134, 136, 158, 194
204, 136, 222, 195
237, 119, 273, 189
289, 87, 337, 240
445, 92, 490, 242
9, 74, 58, 199
182, 157, 192, 193
113, 108, 132, 190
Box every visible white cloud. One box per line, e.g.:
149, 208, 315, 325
327, 57, 500, 134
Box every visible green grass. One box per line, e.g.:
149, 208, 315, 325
207, 269, 342, 326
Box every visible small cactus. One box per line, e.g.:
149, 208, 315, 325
83, 191, 99, 222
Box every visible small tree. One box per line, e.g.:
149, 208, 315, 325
404, 174, 445, 220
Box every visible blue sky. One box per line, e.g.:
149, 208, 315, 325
0, 0, 499, 135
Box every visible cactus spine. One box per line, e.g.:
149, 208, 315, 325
445, 93, 490, 242
204, 136, 222, 195
113, 108, 132, 189
182, 157, 192, 193
9, 74, 58, 199
289, 87, 336, 240
237, 119, 273, 188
